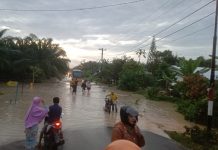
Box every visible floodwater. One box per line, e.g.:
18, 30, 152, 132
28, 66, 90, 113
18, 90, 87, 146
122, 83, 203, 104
0, 80, 192, 145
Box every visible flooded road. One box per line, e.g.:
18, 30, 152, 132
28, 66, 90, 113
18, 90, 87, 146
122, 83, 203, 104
0, 81, 192, 145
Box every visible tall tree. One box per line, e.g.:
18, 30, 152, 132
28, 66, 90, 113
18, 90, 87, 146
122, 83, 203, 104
136, 48, 146, 63
146, 36, 159, 75
147, 36, 157, 64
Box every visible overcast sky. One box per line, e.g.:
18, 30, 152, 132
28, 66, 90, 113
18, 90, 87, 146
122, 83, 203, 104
0, 0, 216, 67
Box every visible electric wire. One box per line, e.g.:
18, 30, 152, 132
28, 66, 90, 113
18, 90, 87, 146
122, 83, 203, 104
115, 0, 200, 46
157, 12, 215, 42
123, 0, 215, 55
171, 24, 214, 43
153, 0, 215, 36
115, 11, 215, 57
0, 0, 147, 12
149, 0, 187, 23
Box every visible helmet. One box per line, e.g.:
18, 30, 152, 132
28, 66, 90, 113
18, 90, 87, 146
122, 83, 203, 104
105, 140, 141, 150
120, 106, 138, 125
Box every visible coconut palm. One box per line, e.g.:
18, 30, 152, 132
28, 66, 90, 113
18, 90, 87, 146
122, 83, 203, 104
136, 48, 146, 63
0, 29, 9, 70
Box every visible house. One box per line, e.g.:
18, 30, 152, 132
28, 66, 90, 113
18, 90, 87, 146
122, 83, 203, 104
194, 67, 218, 80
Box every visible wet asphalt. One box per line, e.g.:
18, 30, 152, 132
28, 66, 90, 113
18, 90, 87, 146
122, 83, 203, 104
0, 127, 186, 150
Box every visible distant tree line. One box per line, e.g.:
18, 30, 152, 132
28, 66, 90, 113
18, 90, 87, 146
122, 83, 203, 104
0, 29, 70, 82
75, 37, 217, 127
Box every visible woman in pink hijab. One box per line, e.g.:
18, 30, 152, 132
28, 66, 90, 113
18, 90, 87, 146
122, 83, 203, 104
24, 96, 48, 150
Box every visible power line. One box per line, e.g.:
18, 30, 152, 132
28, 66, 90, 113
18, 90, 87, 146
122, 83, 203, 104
149, 0, 187, 23
124, 0, 215, 54
157, 12, 215, 42
117, 0, 188, 54
90, 1, 215, 60
171, 24, 214, 43
154, 0, 215, 36
116, 0, 173, 44
140, 0, 171, 21
117, 11, 215, 57
0, 0, 147, 12
114, 0, 200, 48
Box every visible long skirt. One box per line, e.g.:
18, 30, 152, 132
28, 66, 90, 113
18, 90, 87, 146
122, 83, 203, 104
25, 124, 38, 150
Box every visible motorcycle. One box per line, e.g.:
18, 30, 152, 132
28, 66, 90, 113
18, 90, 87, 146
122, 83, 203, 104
42, 120, 64, 150
104, 97, 112, 113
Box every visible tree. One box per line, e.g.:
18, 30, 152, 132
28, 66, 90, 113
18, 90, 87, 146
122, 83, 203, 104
196, 56, 211, 67
158, 50, 178, 65
156, 62, 176, 92
0, 29, 10, 71
119, 59, 145, 91
0, 33, 70, 81
136, 48, 146, 63
146, 36, 159, 74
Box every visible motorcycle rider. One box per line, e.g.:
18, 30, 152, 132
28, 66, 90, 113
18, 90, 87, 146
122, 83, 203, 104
111, 106, 145, 147
38, 97, 64, 146
106, 92, 118, 112
47, 97, 62, 123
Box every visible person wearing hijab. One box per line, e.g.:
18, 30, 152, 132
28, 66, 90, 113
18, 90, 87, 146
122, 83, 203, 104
24, 96, 48, 150
105, 140, 141, 150
111, 106, 145, 147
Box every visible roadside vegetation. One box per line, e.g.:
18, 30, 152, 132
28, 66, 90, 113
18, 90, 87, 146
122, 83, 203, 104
75, 37, 218, 149
0, 29, 70, 83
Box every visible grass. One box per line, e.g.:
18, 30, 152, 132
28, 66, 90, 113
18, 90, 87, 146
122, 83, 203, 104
166, 131, 218, 150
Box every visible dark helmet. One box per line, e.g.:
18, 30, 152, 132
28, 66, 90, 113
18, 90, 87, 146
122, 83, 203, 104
120, 106, 138, 125
53, 97, 60, 104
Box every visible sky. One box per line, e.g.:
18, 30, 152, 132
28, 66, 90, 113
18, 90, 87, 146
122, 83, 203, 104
0, 0, 216, 68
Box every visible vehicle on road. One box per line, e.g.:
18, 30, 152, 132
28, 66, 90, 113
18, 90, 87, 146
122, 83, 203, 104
104, 97, 112, 113
71, 69, 83, 82
42, 120, 64, 150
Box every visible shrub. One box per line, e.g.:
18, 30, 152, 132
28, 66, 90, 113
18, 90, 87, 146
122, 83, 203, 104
177, 100, 207, 122
183, 74, 208, 100
146, 87, 160, 98
118, 70, 139, 91
184, 126, 218, 145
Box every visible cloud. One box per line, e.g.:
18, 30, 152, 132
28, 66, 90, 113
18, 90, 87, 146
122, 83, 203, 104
157, 22, 169, 27
0, 0, 215, 67
118, 40, 137, 45
0, 26, 10, 29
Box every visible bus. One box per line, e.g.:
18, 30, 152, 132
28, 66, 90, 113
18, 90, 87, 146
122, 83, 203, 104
71, 69, 83, 81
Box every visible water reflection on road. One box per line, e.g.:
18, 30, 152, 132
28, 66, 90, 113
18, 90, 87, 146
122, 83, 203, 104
0, 81, 191, 144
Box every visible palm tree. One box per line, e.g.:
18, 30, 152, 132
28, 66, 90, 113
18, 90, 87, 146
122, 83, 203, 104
136, 48, 146, 63
0, 29, 9, 70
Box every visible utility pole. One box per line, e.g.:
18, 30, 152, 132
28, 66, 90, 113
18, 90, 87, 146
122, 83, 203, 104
99, 48, 106, 72
207, 0, 218, 132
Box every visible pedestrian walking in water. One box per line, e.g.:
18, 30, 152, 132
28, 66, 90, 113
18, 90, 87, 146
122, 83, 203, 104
86, 80, 91, 94
111, 106, 145, 147
24, 96, 48, 150
72, 78, 78, 94
81, 80, 87, 94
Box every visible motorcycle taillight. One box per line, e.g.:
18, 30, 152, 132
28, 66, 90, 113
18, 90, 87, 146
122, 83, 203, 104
54, 121, 61, 129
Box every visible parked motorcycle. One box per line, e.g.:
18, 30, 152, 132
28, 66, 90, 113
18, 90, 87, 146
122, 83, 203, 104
42, 120, 64, 150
